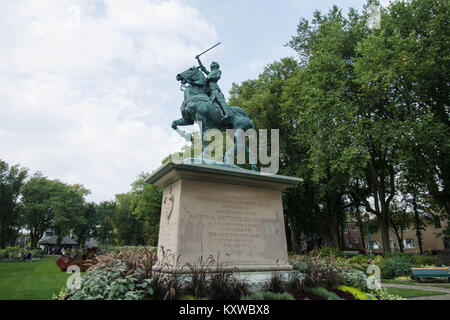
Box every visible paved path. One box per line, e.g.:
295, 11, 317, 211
382, 282, 450, 300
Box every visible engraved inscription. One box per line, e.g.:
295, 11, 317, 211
185, 192, 282, 253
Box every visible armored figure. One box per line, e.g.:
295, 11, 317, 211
195, 56, 232, 121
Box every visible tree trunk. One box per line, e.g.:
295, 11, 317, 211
412, 194, 424, 254
328, 217, 340, 249
290, 226, 301, 253
357, 217, 366, 250
31, 232, 39, 249
392, 227, 403, 253
0, 221, 6, 248
379, 214, 392, 255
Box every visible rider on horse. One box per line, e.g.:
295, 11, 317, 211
195, 56, 232, 122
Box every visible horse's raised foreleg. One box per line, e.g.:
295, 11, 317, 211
172, 118, 194, 141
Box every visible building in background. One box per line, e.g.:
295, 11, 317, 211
343, 223, 363, 250
364, 220, 449, 254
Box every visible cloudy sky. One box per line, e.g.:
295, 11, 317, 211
0, 0, 391, 203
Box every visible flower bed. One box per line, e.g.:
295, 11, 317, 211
56, 247, 99, 272
53, 247, 406, 300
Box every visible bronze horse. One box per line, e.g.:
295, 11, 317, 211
171, 67, 257, 171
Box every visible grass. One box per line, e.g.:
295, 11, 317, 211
385, 287, 444, 298
423, 284, 450, 289
0, 256, 72, 300
383, 279, 450, 288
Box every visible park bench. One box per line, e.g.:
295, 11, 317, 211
411, 267, 450, 282
343, 251, 360, 257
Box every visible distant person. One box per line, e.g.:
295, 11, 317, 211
61, 248, 65, 256
28, 252, 32, 262
17, 251, 22, 262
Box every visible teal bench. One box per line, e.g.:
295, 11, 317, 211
411, 268, 449, 281
343, 251, 360, 257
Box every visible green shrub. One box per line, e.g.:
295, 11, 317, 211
243, 291, 295, 300
291, 256, 340, 289
336, 268, 371, 292
436, 249, 450, 266
179, 295, 196, 300
335, 285, 376, 300
412, 254, 437, 266
30, 249, 42, 258
306, 287, 343, 300
311, 247, 343, 258
266, 271, 287, 293
68, 268, 153, 300
380, 254, 414, 279
347, 255, 370, 265
4, 246, 21, 259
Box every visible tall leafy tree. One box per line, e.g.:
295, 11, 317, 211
355, 0, 450, 221
0, 159, 28, 248
20, 173, 61, 248
110, 192, 143, 245
131, 173, 162, 246
72, 202, 98, 248
51, 183, 88, 246
94, 201, 116, 245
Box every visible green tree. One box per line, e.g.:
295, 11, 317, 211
110, 192, 143, 245
20, 173, 61, 248
230, 56, 350, 250
72, 202, 98, 248
131, 173, 162, 246
389, 199, 414, 252
0, 159, 28, 248
51, 183, 88, 246
354, 0, 450, 239
94, 201, 116, 245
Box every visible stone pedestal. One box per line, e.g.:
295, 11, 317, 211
146, 161, 301, 274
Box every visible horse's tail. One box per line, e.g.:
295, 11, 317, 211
229, 106, 254, 131
229, 106, 250, 118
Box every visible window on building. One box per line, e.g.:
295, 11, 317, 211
370, 241, 380, 249
402, 226, 410, 232
344, 227, 349, 234
444, 238, 450, 249
354, 238, 359, 244
352, 225, 358, 232
389, 239, 394, 249
403, 239, 415, 249
434, 219, 442, 229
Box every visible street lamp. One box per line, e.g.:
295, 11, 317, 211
364, 213, 373, 256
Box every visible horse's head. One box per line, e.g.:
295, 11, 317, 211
176, 67, 206, 86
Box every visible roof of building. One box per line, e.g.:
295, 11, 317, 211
40, 235, 78, 245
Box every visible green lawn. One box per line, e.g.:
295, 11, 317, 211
0, 256, 71, 300
385, 287, 445, 298
384, 280, 450, 289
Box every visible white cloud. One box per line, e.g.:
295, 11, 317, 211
0, 0, 217, 202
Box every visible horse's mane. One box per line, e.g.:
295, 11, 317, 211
189, 67, 207, 86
